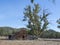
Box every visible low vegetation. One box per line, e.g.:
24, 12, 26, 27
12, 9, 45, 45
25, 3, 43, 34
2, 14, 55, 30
0, 27, 60, 39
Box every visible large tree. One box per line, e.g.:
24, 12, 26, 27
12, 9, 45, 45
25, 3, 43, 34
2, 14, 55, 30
23, 2, 49, 37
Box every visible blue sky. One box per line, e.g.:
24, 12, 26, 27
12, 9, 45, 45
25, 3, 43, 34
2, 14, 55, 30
0, 0, 60, 32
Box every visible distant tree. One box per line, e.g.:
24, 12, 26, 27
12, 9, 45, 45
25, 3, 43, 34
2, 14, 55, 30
0, 27, 18, 36
40, 29, 60, 38
0, 28, 3, 36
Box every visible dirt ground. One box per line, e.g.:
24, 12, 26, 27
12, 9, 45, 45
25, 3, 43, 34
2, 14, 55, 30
0, 40, 60, 45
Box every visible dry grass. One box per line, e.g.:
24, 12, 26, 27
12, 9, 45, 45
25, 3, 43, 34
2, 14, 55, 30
0, 40, 60, 45
0, 36, 60, 45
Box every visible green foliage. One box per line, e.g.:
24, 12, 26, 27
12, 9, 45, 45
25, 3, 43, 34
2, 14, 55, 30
57, 18, 60, 28
0, 27, 60, 38
0, 27, 19, 36
40, 29, 60, 38
30, 0, 34, 3
23, 2, 49, 37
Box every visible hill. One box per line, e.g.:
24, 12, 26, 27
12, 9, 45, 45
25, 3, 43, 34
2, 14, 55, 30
0, 27, 18, 36
0, 27, 60, 38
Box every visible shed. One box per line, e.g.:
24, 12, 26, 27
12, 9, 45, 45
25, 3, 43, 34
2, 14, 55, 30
8, 28, 38, 40
13, 28, 27, 40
